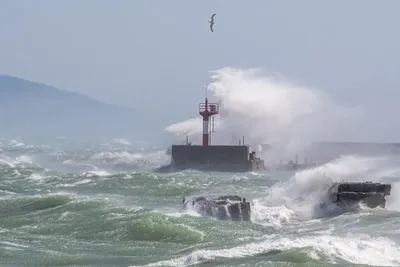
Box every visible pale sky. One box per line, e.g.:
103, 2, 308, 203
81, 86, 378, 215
1, 0, 400, 141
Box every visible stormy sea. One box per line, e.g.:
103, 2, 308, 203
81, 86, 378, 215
1, 137, 400, 267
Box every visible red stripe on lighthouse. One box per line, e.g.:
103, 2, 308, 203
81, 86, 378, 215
202, 119, 209, 146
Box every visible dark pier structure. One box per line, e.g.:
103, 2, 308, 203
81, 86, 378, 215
184, 182, 392, 222
182, 195, 251, 221
157, 97, 266, 173
327, 182, 391, 208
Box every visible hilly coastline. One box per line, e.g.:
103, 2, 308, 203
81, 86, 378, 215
0, 75, 161, 143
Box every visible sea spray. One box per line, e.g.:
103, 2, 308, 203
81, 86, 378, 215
165, 67, 362, 160
253, 154, 400, 220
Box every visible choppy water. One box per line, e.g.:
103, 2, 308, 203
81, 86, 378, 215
1, 138, 400, 267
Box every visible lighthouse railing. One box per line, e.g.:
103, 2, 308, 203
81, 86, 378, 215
199, 102, 219, 113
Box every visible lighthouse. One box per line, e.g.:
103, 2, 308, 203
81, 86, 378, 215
199, 97, 219, 146
156, 95, 265, 173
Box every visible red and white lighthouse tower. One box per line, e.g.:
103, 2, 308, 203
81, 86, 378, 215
199, 97, 219, 146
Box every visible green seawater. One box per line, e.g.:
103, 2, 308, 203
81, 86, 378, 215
0, 140, 400, 267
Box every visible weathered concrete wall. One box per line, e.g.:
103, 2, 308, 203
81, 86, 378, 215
171, 145, 249, 164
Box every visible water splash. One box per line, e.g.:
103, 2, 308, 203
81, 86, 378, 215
165, 67, 362, 158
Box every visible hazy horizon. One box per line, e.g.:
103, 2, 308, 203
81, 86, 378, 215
1, 0, 400, 145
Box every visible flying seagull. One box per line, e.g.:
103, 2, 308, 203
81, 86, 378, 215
209, 13, 216, 32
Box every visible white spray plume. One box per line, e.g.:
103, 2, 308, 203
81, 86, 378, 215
165, 67, 362, 157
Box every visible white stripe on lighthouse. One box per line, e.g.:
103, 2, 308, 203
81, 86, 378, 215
203, 120, 209, 134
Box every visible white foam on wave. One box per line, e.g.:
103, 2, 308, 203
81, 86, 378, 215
0, 154, 15, 168
250, 200, 295, 227
57, 178, 93, 188
0, 241, 29, 251
61, 159, 98, 170
0, 154, 36, 168
91, 149, 170, 168
15, 155, 33, 164
28, 173, 47, 181
250, 154, 400, 224
162, 203, 203, 219
80, 170, 110, 177
111, 138, 131, 145
8, 139, 25, 147
138, 233, 400, 267
91, 151, 144, 165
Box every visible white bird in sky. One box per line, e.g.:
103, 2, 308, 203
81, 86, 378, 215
209, 13, 216, 32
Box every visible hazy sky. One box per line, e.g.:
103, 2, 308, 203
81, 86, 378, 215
1, 0, 400, 141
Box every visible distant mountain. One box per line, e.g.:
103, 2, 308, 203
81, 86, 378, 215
0, 75, 162, 142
